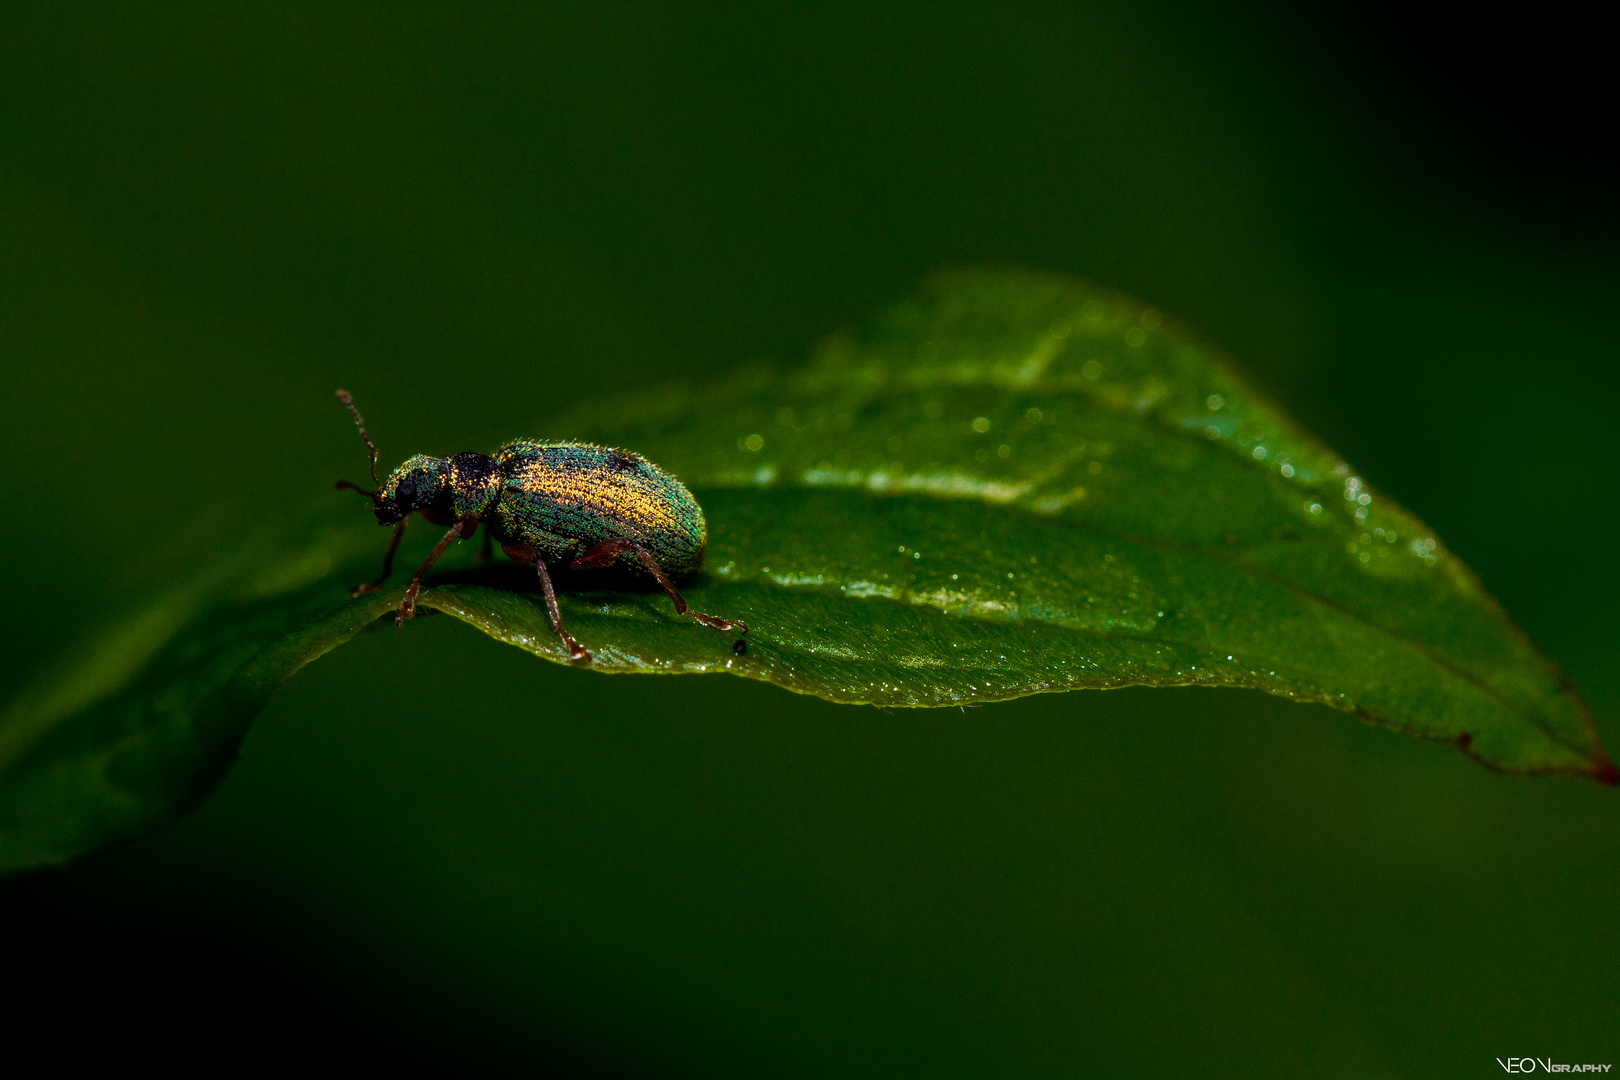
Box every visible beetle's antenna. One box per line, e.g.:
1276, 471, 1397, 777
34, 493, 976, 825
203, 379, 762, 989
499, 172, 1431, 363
335, 389, 381, 488
335, 478, 381, 501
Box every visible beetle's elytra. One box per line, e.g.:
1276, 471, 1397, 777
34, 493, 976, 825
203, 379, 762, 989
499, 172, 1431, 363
334, 390, 745, 663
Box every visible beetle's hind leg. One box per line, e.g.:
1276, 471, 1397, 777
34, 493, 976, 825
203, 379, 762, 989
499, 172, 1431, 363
571, 539, 748, 635
502, 543, 592, 663
352, 517, 409, 597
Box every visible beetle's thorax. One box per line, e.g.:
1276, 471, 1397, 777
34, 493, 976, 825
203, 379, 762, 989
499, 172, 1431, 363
448, 452, 501, 518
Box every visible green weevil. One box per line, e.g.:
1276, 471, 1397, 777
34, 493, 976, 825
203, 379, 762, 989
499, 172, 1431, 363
333, 390, 746, 663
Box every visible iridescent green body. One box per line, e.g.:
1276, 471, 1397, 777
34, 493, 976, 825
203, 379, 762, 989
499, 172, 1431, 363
335, 391, 741, 662
374, 441, 708, 574
494, 441, 707, 574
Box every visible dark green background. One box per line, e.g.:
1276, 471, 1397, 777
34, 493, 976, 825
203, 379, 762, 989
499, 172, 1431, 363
2, 4, 1614, 1074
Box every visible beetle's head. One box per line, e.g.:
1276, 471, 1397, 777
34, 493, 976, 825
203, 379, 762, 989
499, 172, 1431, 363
334, 391, 452, 526
374, 455, 449, 524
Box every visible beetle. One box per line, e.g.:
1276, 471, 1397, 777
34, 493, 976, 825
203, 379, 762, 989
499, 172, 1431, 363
333, 390, 745, 663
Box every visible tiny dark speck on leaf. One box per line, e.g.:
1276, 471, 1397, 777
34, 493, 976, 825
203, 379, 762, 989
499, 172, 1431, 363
733, 639, 748, 655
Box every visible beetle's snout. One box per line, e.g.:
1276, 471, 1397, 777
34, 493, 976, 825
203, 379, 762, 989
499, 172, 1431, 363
373, 497, 404, 525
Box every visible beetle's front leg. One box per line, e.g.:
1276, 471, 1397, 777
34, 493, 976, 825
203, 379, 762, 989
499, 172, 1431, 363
352, 517, 409, 597
397, 515, 477, 625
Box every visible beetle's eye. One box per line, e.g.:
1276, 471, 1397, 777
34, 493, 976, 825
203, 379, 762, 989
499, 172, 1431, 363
396, 477, 416, 504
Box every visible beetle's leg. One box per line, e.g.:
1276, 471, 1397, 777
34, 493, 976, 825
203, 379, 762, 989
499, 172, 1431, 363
501, 543, 591, 662
534, 558, 593, 663
352, 517, 409, 597
397, 514, 477, 626
568, 538, 636, 571
474, 528, 494, 565
571, 539, 748, 634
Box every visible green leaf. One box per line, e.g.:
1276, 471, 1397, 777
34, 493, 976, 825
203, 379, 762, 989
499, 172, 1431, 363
3, 269, 1611, 870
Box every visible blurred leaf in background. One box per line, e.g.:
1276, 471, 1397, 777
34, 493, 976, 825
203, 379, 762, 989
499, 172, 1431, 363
0, 2, 1614, 1076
